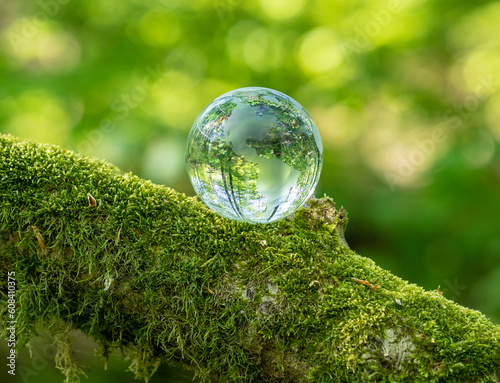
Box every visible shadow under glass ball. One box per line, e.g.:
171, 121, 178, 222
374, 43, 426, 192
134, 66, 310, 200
185, 87, 323, 224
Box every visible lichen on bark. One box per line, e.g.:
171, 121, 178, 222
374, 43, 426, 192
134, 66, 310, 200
1, 134, 499, 382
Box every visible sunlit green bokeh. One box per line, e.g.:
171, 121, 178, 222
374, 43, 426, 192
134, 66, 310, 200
1, 0, 500, 381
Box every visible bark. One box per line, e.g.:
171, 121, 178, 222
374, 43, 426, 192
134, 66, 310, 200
1, 134, 499, 382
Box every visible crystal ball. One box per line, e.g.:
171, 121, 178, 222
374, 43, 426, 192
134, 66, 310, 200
185, 87, 323, 223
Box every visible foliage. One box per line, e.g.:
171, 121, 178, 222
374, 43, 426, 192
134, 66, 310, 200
1, 134, 500, 382
0, 0, 498, 355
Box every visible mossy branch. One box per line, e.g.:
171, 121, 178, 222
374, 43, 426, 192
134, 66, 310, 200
1, 134, 499, 382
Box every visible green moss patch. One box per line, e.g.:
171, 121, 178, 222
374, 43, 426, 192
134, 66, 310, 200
1, 134, 499, 382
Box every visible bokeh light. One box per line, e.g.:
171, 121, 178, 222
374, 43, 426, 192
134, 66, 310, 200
1, 0, 500, 381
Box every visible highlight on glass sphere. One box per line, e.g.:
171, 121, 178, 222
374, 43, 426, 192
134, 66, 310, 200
185, 87, 323, 224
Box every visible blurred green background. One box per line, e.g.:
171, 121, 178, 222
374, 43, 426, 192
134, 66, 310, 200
1, 0, 499, 381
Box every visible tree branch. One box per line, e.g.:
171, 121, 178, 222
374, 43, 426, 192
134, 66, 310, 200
1, 134, 499, 382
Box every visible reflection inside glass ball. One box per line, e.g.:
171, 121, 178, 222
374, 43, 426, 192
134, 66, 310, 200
186, 87, 323, 223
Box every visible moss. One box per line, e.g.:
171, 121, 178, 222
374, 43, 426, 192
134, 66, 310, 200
1, 133, 499, 382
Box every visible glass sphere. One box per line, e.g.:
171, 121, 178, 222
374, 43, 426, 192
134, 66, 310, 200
185, 87, 323, 223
